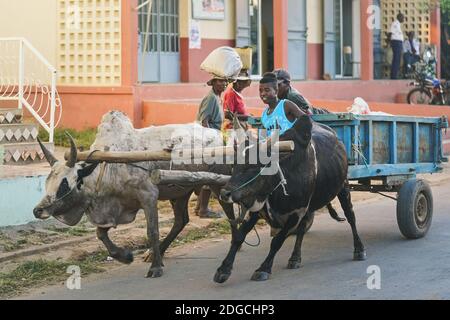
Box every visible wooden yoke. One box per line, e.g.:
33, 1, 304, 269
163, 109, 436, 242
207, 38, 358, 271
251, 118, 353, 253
65, 141, 295, 164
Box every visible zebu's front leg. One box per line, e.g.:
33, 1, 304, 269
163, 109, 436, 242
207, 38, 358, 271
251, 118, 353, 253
210, 185, 241, 252
214, 212, 259, 284
210, 185, 239, 235
218, 200, 241, 239
252, 212, 302, 281
97, 227, 133, 264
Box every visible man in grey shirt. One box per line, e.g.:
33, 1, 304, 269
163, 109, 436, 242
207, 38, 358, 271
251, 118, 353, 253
196, 78, 227, 129
195, 77, 228, 218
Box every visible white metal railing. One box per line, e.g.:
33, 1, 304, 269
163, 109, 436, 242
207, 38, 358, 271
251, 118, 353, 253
0, 38, 62, 143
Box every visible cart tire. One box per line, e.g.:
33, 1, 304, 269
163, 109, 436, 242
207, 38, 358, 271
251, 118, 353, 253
397, 179, 433, 239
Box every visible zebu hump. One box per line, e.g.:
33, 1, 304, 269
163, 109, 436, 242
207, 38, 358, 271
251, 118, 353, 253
91, 111, 223, 152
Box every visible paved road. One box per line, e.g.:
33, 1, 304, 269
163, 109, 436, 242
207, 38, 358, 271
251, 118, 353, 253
22, 179, 450, 300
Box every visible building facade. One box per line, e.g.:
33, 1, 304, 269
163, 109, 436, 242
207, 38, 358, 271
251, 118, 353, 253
0, 0, 442, 129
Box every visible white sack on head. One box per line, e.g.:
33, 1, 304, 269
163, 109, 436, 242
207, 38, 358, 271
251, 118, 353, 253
200, 46, 243, 79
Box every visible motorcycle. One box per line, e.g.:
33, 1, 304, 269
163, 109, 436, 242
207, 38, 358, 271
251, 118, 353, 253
407, 48, 450, 105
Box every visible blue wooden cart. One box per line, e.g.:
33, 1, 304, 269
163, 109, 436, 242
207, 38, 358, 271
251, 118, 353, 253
249, 113, 448, 239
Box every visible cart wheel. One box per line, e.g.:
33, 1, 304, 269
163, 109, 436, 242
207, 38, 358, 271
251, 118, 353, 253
397, 179, 433, 239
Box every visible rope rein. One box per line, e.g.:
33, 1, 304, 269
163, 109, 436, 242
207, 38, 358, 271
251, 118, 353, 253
235, 205, 261, 247
230, 162, 289, 197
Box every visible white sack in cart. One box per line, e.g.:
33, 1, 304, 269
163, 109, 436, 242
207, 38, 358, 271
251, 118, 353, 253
201, 46, 243, 79
347, 97, 392, 116
347, 97, 371, 114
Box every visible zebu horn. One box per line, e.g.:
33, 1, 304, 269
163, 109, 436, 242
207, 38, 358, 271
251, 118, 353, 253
37, 137, 58, 166
65, 132, 78, 168
260, 140, 295, 153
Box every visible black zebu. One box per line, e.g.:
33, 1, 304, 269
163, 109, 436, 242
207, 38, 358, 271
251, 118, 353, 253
217, 115, 366, 282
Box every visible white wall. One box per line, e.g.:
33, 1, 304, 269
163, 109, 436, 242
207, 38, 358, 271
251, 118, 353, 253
307, 0, 323, 44
0, 0, 57, 66
180, 0, 236, 39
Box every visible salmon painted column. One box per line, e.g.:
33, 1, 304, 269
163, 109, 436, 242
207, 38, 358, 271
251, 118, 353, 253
122, 0, 139, 87
273, 0, 289, 70
360, 0, 374, 81
430, 6, 441, 78
122, 0, 140, 126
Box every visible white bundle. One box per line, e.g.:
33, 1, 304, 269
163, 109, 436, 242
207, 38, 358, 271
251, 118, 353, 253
92, 111, 223, 153
200, 46, 243, 79
347, 98, 392, 116
347, 97, 371, 115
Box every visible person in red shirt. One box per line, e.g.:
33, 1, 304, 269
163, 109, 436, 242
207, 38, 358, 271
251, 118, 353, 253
222, 70, 251, 129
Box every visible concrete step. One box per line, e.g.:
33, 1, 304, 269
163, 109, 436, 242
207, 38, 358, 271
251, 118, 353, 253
0, 123, 39, 144
1, 142, 54, 165
0, 108, 23, 124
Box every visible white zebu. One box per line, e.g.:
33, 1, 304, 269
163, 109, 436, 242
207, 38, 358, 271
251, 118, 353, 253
34, 111, 233, 278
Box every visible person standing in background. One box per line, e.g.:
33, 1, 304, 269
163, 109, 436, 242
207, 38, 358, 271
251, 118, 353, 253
195, 77, 227, 219
403, 31, 421, 76
390, 13, 405, 79
222, 70, 251, 129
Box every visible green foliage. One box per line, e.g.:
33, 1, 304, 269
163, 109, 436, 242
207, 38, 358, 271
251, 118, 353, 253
420, 0, 450, 13
0, 251, 107, 298
440, 0, 450, 12
46, 225, 93, 237
208, 219, 232, 235
0, 232, 23, 252
174, 228, 211, 245
173, 219, 232, 246
39, 128, 97, 150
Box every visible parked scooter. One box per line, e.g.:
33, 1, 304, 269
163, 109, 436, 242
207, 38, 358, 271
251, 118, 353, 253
407, 48, 450, 105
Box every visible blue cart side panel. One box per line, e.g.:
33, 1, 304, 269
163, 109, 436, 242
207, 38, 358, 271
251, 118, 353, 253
311, 113, 448, 180
373, 121, 390, 164
419, 124, 434, 163
397, 123, 413, 163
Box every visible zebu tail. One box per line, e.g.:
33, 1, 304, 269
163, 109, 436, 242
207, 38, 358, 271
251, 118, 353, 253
327, 203, 346, 222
